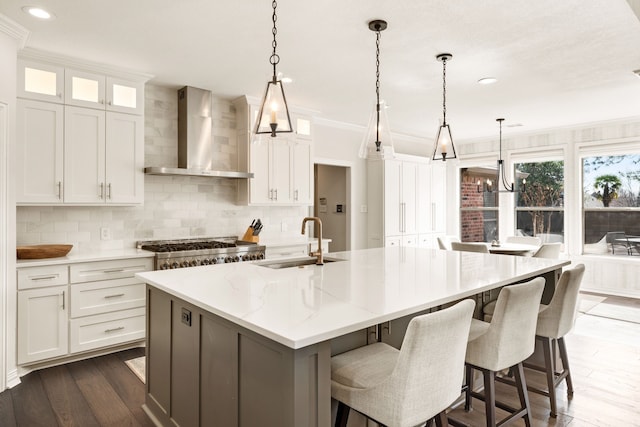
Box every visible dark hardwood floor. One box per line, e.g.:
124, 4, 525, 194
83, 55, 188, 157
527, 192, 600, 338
0, 347, 153, 427
1, 293, 638, 427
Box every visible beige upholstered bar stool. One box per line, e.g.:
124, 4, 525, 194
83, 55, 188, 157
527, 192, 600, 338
523, 264, 585, 417
461, 278, 545, 427
451, 242, 490, 253
331, 299, 475, 427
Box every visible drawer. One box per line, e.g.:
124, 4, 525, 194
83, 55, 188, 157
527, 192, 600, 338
265, 244, 307, 260
69, 307, 145, 353
18, 265, 69, 290
70, 258, 153, 283
70, 277, 145, 318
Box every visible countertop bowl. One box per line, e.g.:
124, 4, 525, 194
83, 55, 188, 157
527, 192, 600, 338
17, 244, 73, 259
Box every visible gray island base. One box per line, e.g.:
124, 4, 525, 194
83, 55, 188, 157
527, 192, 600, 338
136, 247, 569, 427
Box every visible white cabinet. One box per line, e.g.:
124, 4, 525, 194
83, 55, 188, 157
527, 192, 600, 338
17, 256, 153, 366
234, 96, 314, 206
16, 99, 64, 203
17, 265, 70, 364
65, 69, 144, 115
17, 286, 69, 364
16, 56, 148, 205
64, 106, 144, 204
17, 59, 64, 103
368, 157, 420, 248
292, 140, 313, 204
416, 162, 447, 248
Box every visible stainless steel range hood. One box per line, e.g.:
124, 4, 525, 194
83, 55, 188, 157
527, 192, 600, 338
144, 86, 253, 179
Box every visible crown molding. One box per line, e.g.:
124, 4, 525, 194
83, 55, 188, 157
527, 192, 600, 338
0, 14, 29, 48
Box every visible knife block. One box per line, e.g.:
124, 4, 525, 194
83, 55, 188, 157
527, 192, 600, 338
240, 227, 259, 243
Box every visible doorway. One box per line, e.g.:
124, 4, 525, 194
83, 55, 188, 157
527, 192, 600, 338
314, 162, 351, 252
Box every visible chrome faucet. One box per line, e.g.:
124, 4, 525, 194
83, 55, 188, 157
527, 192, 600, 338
301, 217, 324, 265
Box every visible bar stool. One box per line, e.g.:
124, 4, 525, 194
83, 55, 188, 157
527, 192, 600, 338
331, 299, 475, 427
462, 278, 545, 427
524, 264, 585, 417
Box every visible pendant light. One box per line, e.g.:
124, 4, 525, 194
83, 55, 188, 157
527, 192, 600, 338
254, 0, 293, 137
358, 19, 394, 159
477, 118, 526, 193
432, 53, 457, 162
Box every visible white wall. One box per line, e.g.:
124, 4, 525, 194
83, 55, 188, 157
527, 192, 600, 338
0, 14, 28, 391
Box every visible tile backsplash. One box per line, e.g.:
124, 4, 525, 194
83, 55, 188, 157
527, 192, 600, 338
16, 84, 309, 252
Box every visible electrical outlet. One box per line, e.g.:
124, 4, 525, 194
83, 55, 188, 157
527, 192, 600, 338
100, 227, 111, 240
181, 308, 192, 326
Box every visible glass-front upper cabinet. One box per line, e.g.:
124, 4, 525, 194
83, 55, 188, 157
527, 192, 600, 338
18, 60, 65, 103
65, 69, 143, 114
65, 69, 106, 110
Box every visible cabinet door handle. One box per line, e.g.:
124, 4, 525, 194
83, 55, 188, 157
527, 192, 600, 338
274, 188, 278, 201
107, 183, 112, 200
103, 268, 125, 273
99, 183, 104, 199
61, 290, 65, 310
107, 100, 112, 106
105, 326, 125, 333
269, 189, 273, 200
100, 99, 105, 105
57, 92, 63, 99
104, 293, 125, 299
31, 274, 59, 281
57, 181, 62, 199
294, 189, 299, 201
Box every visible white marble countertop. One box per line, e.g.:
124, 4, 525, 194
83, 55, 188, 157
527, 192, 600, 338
136, 247, 569, 349
17, 248, 155, 268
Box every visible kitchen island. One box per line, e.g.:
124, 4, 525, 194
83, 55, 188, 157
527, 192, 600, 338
136, 246, 569, 427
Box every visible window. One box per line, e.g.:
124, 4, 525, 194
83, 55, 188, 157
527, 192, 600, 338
582, 154, 640, 255
515, 161, 564, 244
460, 167, 498, 242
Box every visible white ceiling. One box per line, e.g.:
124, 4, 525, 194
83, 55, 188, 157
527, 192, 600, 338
3, 0, 640, 143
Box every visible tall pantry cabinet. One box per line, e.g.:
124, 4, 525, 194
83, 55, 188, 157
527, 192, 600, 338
15, 52, 149, 205
367, 154, 447, 248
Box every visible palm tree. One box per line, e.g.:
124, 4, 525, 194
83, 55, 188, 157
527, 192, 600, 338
593, 174, 622, 207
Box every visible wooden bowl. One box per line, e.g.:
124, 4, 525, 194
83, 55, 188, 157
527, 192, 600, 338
17, 244, 73, 260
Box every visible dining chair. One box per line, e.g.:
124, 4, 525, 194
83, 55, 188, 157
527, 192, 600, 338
532, 242, 562, 259
505, 236, 542, 247
437, 235, 460, 250
331, 299, 475, 427
461, 278, 545, 427
451, 241, 489, 253
605, 231, 632, 255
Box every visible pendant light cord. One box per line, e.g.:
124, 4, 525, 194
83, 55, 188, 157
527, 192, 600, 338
375, 28, 381, 146
270, 0, 279, 81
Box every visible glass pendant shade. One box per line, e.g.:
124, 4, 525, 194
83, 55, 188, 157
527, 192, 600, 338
432, 122, 456, 161
359, 100, 394, 158
255, 79, 293, 137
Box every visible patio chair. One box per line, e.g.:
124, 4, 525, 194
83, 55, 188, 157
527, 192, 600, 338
605, 232, 632, 255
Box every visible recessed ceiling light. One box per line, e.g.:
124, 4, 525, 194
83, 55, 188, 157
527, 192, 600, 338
478, 77, 497, 85
22, 6, 55, 20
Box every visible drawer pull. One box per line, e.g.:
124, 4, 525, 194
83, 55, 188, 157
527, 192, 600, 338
104, 293, 125, 299
31, 274, 59, 281
103, 269, 125, 273
105, 326, 125, 333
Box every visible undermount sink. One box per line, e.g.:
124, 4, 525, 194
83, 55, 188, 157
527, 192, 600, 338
255, 257, 343, 269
